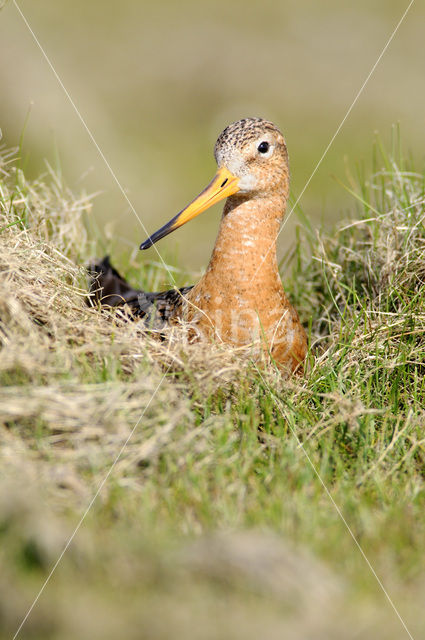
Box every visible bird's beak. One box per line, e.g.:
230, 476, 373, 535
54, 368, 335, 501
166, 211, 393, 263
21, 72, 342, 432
140, 166, 240, 250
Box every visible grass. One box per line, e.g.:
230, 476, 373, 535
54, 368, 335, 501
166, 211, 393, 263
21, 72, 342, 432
1, 134, 425, 639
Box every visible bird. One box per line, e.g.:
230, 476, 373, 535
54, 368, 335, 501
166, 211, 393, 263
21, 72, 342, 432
90, 118, 307, 372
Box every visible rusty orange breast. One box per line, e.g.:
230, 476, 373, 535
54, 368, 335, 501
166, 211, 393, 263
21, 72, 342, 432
177, 194, 307, 372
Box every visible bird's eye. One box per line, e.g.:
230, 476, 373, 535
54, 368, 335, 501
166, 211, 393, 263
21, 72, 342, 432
257, 141, 270, 154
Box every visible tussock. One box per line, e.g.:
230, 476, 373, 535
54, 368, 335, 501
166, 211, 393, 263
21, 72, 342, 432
291, 157, 425, 376
0, 144, 253, 386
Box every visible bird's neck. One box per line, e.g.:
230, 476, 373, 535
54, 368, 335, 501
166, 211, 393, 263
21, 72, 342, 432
203, 193, 285, 293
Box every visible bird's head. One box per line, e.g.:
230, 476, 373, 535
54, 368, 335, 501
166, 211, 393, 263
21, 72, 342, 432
140, 118, 289, 250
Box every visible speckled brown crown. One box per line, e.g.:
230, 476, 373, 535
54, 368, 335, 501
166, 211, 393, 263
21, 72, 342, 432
214, 118, 284, 159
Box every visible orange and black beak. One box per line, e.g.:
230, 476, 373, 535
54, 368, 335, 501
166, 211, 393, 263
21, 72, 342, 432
140, 166, 240, 250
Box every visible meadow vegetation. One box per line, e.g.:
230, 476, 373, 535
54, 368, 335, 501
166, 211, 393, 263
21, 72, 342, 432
1, 135, 425, 639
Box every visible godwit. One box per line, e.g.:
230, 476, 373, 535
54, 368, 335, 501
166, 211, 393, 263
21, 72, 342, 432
91, 118, 307, 372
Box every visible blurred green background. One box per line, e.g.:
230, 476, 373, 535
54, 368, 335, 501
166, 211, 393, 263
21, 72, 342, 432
1, 0, 423, 274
